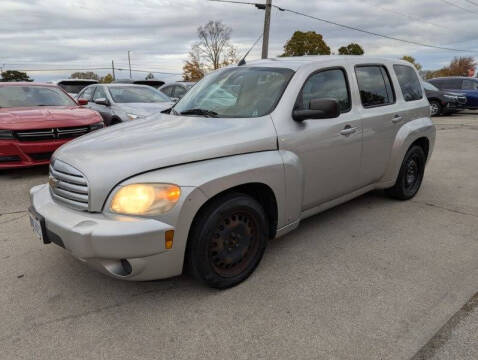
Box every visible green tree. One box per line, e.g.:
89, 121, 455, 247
401, 56, 422, 71
281, 31, 331, 57
0, 70, 33, 82
100, 74, 114, 83
70, 72, 99, 80
145, 72, 154, 80
338, 43, 364, 55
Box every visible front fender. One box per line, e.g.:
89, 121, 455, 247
117, 151, 304, 274
379, 117, 436, 187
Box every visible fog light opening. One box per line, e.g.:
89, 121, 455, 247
120, 259, 132, 275
165, 230, 174, 249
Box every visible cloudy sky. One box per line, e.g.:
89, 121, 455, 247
1, 0, 477, 82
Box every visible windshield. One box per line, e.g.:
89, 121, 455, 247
0, 86, 77, 108
173, 67, 295, 118
58, 81, 97, 94
108, 86, 170, 103
423, 82, 439, 91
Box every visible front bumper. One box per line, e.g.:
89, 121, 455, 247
0, 139, 69, 169
30, 184, 181, 280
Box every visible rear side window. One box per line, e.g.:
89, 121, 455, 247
355, 65, 395, 107
297, 68, 351, 113
462, 79, 478, 90
174, 85, 187, 98
393, 65, 423, 101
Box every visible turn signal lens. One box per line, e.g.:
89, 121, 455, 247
165, 230, 174, 249
110, 184, 181, 215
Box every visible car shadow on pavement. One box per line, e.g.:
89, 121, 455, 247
0, 165, 49, 179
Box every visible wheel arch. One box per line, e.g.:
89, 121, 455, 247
378, 118, 436, 188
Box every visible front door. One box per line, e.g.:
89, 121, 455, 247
277, 67, 362, 210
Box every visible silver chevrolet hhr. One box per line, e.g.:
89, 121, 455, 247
29, 56, 436, 289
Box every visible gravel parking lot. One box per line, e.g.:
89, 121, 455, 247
1, 112, 477, 360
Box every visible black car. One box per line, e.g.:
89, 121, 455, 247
423, 81, 467, 116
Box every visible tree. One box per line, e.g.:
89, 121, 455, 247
401, 56, 422, 71
145, 72, 155, 80
100, 74, 114, 83
182, 20, 238, 81
281, 31, 331, 57
0, 70, 33, 82
70, 72, 99, 80
338, 43, 364, 55
425, 56, 476, 79
195, 20, 235, 70
183, 48, 206, 82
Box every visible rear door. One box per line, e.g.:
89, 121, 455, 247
356, 64, 403, 185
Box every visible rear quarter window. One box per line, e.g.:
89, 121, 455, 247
393, 65, 423, 101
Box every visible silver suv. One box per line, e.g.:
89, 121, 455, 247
29, 56, 436, 289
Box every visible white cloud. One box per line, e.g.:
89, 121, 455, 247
1, 0, 476, 81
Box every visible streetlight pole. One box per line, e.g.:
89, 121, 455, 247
261, 0, 272, 59
127, 51, 132, 79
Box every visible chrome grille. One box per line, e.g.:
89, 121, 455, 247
15, 126, 90, 141
49, 159, 89, 211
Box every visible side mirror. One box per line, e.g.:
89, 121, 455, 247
293, 98, 340, 122
77, 98, 88, 106
94, 98, 110, 106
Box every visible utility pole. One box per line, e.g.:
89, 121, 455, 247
261, 0, 272, 59
111, 60, 116, 80
127, 51, 132, 79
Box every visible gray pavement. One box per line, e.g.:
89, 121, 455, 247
1, 112, 477, 360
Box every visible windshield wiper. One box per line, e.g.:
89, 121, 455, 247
180, 108, 218, 118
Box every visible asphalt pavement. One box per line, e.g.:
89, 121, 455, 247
0, 112, 477, 360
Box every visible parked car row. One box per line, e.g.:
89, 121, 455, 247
423, 81, 467, 116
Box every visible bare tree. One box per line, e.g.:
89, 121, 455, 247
195, 20, 233, 70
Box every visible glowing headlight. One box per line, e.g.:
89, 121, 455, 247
110, 184, 181, 215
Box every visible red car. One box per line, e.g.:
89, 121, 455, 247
0, 82, 104, 169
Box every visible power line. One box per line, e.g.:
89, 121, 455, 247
8, 67, 181, 75
463, 0, 478, 6
438, 0, 478, 14
209, 0, 474, 52
277, 5, 474, 52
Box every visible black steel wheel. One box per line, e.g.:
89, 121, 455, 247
386, 145, 426, 200
186, 193, 268, 289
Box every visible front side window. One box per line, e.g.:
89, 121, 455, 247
79, 86, 95, 101
174, 67, 295, 118
355, 65, 395, 107
93, 86, 107, 100
0, 86, 77, 108
443, 79, 462, 89
174, 85, 187, 98
161, 86, 174, 97
296, 68, 351, 112
108, 86, 170, 103
462, 79, 478, 90
393, 65, 423, 101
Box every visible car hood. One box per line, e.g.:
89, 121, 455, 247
0, 106, 101, 130
116, 102, 174, 117
53, 113, 278, 211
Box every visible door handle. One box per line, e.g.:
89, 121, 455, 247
392, 115, 403, 123
339, 126, 357, 136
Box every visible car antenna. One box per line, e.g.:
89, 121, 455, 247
238, 33, 263, 66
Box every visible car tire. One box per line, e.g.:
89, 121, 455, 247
386, 145, 426, 201
430, 101, 441, 117
186, 192, 268, 289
